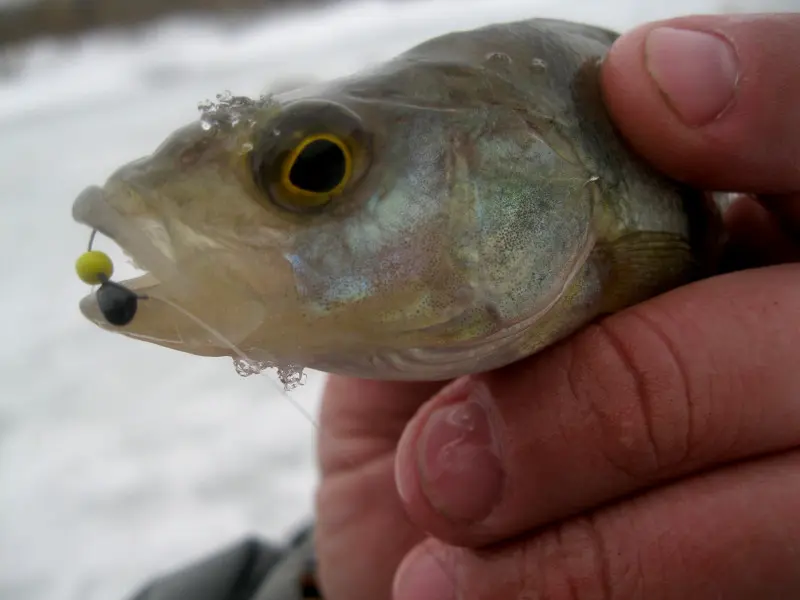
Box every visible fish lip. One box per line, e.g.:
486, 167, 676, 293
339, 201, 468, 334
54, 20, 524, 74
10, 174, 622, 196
71, 185, 267, 351
72, 184, 186, 332
72, 184, 180, 290
72, 185, 110, 235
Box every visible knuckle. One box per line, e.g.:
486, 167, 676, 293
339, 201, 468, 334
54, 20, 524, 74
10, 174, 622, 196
517, 517, 622, 600
567, 315, 696, 479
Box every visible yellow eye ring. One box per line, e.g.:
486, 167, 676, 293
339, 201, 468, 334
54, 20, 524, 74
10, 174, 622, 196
280, 133, 353, 198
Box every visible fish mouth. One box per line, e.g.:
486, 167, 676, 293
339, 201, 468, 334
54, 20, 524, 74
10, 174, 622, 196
71, 184, 265, 357
72, 184, 180, 291
72, 184, 180, 333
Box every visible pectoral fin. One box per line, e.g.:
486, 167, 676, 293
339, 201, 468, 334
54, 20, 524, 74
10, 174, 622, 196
597, 231, 697, 314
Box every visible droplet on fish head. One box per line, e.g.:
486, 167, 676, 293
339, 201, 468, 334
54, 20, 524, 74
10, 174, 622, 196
531, 58, 548, 73
484, 51, 512, 65
197, 91, 276, 135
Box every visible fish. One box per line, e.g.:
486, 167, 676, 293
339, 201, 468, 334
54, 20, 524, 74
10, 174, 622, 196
72, 18, 720, 382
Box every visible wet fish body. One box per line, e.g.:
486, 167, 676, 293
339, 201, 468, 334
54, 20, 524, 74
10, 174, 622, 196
72, 19, 717, 381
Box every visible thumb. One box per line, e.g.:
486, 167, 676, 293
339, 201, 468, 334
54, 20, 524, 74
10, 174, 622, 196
601, 13, 800, 194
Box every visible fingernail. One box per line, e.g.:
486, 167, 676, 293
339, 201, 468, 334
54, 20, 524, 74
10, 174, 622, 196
417, 379, 504, 522
645, 27, 739, 126
393, 548, 455, 600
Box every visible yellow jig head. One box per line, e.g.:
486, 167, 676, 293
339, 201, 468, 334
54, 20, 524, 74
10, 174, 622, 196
75, 230, 144, 327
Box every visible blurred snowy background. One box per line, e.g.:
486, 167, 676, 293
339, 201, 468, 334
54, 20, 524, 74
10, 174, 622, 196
0, 0, 796, 599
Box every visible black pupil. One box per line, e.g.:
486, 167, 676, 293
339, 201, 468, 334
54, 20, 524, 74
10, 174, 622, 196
289, 139, 346, 194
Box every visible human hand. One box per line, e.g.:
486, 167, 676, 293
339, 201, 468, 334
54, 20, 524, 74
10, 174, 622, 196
314, 12, 800, 600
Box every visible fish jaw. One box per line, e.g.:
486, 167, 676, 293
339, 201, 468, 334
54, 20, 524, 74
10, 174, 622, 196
72, 184, 269, 358
72, 185, 181, 291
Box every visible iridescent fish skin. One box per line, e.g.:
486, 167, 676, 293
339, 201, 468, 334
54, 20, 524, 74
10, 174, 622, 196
72, 19, 717, 380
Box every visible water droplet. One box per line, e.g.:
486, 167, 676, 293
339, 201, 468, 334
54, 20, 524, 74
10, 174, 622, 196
231, 358, 306, 391
233, 357, 266, 377
276, 366, 307, 391
484, 51, 512, 65
447, 403, 477, 431
197, 90, 276, 135
239, 142, 254, 154
531, 58, 547, 73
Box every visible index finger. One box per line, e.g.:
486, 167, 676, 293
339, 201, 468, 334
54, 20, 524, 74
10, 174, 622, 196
601, 13, 800, 194
393, 265, 800, 547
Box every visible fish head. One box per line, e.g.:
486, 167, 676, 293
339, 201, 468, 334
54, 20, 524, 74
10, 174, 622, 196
73, 84, 555, 377
72, 20, 704, 380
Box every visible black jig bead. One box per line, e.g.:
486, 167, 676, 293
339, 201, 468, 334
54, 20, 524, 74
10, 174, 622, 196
96, 282, 139, 326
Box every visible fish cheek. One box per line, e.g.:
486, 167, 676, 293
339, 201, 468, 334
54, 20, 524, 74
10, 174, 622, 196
465, 132, 595, 320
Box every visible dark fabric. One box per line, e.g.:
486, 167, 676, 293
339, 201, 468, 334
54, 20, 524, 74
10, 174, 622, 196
253, 530, 319, 600
126, 525, 320, 600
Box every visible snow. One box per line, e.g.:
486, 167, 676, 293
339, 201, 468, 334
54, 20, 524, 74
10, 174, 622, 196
0, 1, 793, 599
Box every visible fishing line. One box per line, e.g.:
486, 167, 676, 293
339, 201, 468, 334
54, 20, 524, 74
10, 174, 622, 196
75, 229, 319, 429
87, 228, 97, 252
148, 300, 461, 596
156, 295, 319, 429
75, 229, 458, 596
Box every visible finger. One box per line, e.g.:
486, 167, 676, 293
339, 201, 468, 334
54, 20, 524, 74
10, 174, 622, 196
394, 265, 800, 547
318, 377, 445, 474
393, 450, 800, 600
315, 377, 443, 600
601, 14, 800, 193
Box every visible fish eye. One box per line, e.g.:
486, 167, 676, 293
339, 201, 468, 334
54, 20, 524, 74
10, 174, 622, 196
281, 134, 352, 198
249, 100, 371, 214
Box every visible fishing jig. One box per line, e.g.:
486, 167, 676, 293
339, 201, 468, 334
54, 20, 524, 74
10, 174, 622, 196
75, 230, 145, 326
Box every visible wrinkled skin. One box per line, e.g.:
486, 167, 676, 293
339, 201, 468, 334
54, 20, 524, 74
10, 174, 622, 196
73, 19, 715, 380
